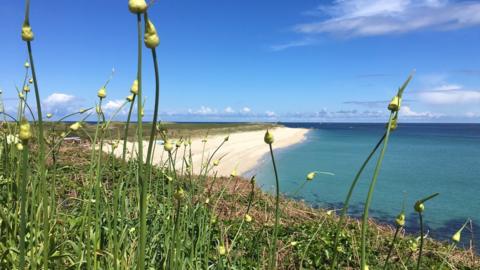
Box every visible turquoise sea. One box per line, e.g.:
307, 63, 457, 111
255, 123, 480, 249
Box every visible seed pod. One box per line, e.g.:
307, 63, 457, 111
126, 95, 134, 102
21, 23, 34, 41
306, 172, 317, 181
388, 95, 401, 112
144, 20, 160, 49
70, 122, 81, 131
130, 79, 139, 94
164, 140, 173, 152
244, 214, 252, 222
97, 88, 107, 99
18, 120, 32, 142
264, 130, 274, 144
128, 0, 147, 14
395, 213, 405, 227
46, 113, 53, 119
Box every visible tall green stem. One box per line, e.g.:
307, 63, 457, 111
27, 39, 49, 270
417, 213, 424, 270
122, 98, 136, 163
331, 133, 386, 268
383, 226, 400, 270
360, 113, 395, 270
268, 143, 280, 270
135, 12, 146, 270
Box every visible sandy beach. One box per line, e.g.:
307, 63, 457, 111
107, 127, 309, 177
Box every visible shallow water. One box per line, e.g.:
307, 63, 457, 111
255, 123, 480, 249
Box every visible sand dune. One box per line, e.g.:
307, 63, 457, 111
107, 127, 310, 177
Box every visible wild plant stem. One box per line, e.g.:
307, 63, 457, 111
383, 226, 400, 270
268, 143, 280, 270
27, 39, 49, 270
417, 213, 424, 270
122, 97, 136, 163
135, 12, 146, 270
331, 132, 386, 268
360, 112, 395, 270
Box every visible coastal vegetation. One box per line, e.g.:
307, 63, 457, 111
0, 0, 478, 269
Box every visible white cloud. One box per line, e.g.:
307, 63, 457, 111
188, 106, 217, 115
103, 99, 125, 111
270, 38, 317, 51
44, 93, 75, 106
242, 107, 251, 113
224, 106, 235, 113
400, 106, 443, 118
293, 0, 480, 38
265, 111, 276, 117
419, 84, 480, 104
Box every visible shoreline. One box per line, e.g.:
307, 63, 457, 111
106, 126, 310, 177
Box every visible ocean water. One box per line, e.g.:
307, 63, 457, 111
254, 123, 480, 248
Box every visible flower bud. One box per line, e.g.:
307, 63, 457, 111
230, 169, 237, 178
306, 172, 317, 181
46, 113, 53, 119
264, 130, 274, 144
18, 120, 32, 142
414, 202, 424, 213
205, 197, 210, 204
388, 96, 401, 112
29, 78, 33, 84
16, 143, 24, 151
174, 188, 185, 201
19, 92, 25, 100
388, 118, 398, 131
126, 94, 134, 102
395, 213, 405, 227
79, 108, 87, 113
452, 220, 469, 243
290, 241, 298, 247
176, 140, 182, 148
128, 0, 147, 14
21, 23, 34, 41
24, 62, 30, 68
163, 140, 173, 152
213, 160, 220, 166
70, 122, 81, 131
217, 245, 226, 256
144, 20, 160, 49
244, 214, 252, 223
224, 135, 229, 142
97, 88, 107, 99
23, 85, 30, 93
408, 239, 418, 252
130, 79, 139, 94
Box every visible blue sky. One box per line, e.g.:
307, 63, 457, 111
1, 0, 480, 122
